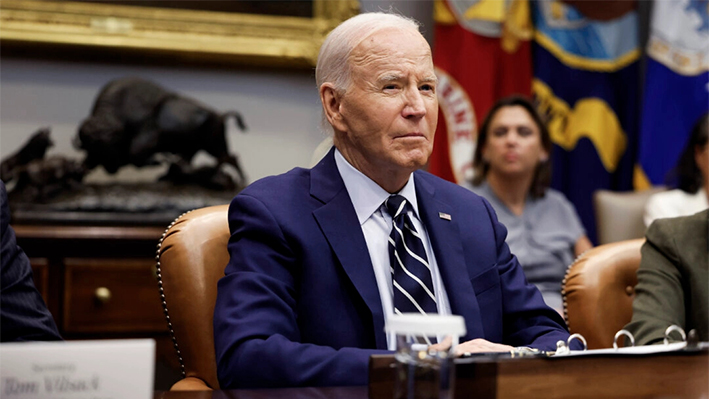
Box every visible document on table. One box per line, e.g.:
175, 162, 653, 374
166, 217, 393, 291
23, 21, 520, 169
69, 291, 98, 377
552, 341, 689, 357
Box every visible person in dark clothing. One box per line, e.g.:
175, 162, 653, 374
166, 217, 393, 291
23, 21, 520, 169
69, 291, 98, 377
1, 180, 61, 341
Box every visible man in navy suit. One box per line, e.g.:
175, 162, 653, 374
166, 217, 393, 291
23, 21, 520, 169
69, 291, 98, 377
214, 12, 572, 388
1, 181, 61, 342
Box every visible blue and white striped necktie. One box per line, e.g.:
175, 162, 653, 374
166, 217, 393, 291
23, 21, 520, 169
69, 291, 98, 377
384, 194, 438, 319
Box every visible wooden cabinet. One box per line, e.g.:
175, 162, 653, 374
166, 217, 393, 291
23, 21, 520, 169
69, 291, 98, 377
13, 224, 181, 389
63, 258, 166, 333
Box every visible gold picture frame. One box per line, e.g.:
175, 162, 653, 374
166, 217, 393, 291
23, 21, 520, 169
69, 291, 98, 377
0, 0, 359, 68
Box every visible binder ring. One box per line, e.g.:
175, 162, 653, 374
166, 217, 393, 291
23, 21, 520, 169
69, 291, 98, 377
613, 329, 635, 349
663, 325, 687, 345
567, 333, 587, 351
555, 339, 570, 356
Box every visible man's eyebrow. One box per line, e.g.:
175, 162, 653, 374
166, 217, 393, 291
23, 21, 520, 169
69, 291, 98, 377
377, 74, 403, 83
376, 75, 439, 84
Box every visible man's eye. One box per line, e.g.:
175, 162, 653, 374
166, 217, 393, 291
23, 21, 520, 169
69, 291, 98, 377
383, 84, 398, 90
420, 84, 434, 91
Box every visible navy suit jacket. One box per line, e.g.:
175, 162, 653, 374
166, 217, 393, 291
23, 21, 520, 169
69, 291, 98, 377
214, 148, 571, 388
0, 181, 62, 342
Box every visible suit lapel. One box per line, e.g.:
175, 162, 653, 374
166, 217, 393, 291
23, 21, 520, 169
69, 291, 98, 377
415, 173, 484, 340
311, 148, 387, 349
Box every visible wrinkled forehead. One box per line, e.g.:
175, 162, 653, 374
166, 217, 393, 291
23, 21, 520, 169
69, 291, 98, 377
349, 27, 432, 70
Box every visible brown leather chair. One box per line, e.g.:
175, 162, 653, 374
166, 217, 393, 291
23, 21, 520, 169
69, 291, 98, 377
156, 205, 230, 391
562, 239, 644, 349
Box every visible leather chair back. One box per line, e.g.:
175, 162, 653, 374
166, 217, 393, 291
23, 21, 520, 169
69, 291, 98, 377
562, 239, 644, 349
156, 205, 230, 390
593, 187, 664, 244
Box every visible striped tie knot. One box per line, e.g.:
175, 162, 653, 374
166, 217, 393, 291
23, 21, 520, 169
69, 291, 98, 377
384, 194, 408, 219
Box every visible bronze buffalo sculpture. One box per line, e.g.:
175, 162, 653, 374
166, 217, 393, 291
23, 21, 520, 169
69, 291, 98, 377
75, 77, 247, 188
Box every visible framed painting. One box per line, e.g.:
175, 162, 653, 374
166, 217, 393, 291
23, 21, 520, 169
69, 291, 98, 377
0, 0, 359, 68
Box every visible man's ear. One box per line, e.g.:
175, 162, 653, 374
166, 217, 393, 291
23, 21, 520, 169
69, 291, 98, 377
320, 83, 347, 132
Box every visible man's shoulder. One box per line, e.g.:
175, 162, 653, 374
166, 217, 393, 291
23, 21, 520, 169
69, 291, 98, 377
648, 208, 709, 241
414, 170, 487, 206
644, 210, 708, 277
236, 167, 313, 209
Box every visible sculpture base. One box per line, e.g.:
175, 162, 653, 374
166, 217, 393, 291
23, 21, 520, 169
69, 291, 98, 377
8, 182, 239, 226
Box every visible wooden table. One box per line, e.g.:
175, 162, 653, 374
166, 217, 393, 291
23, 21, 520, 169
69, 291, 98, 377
154, 387, 368, 399
370, 350, 709, 399
152, 350, 709, 398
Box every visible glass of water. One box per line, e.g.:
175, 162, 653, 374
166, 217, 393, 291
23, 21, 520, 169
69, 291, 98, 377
386, 314, 466, 399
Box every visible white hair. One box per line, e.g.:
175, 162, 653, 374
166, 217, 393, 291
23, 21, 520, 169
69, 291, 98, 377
315, 12, 422, 133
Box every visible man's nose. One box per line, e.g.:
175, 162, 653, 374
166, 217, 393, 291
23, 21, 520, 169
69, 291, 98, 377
402, 88, 426, 118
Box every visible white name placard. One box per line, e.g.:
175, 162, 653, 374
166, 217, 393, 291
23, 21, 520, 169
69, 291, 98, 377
0, 339, 155, 399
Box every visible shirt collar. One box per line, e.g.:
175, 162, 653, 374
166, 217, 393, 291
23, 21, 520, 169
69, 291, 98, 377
334, 148, 419, 225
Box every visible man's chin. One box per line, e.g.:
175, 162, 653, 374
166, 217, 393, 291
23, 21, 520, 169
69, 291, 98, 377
395, 154, 430, 171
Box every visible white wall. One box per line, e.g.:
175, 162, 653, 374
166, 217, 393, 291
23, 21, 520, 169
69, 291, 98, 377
0, 59, 327, 183
0, 0, 433, 184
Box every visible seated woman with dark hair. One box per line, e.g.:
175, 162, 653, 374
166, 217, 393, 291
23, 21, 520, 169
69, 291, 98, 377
464, 96, 592, 313
644, 113, 709, 227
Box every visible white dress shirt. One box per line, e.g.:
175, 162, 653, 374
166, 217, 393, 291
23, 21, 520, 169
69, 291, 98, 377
334, 149, 452, 350
644, 188, 709, 227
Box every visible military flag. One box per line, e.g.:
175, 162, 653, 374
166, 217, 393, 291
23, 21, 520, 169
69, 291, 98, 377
430, 0, 533, 184
636, 0, 709, 189
532, 0, 641, 243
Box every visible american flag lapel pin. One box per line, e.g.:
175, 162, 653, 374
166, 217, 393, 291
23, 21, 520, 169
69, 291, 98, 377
438, 212, 451, 221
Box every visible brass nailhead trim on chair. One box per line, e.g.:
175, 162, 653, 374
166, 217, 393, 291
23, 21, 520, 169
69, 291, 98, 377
561, 249, 590, 330
155, 210, 194, 378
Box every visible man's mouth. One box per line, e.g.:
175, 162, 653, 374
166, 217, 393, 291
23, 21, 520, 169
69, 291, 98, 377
396, 132, 425, 139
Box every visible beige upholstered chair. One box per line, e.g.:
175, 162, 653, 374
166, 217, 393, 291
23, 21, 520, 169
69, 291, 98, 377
593, 187, 665, 244
562, 239, 644, 349
156, 205, 230, 390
